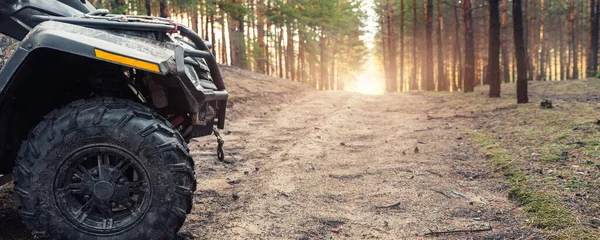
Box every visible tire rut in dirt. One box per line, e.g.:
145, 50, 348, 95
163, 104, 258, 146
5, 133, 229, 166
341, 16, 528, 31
13, 98, 196, 239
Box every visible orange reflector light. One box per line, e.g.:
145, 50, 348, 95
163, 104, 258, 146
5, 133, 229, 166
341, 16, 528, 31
94, 49, 160, 73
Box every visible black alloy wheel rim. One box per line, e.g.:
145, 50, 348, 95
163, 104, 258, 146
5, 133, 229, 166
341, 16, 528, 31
54, 145, 151, 234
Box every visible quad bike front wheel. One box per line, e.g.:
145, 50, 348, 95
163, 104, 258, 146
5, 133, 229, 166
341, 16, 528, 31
13, 98, 196, 239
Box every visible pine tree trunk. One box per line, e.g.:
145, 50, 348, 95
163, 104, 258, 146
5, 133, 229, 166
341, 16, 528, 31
320, 30, 327, 90
570, 0, 578, 79
205, 8, 210, 40
454, 0, 462, 90
256, 0, 266, 73
298, 38, 305, 84
387, 0, 397, 92
198, 5, 203, 37
424, 0, 434, 91
145, 0, 151, 16
211, 14, 217, 57
382, 5, 390, 91
159, 0, 168, 18
554, 38, 558, 80
278, 27, 283, 79
513, 0, 528, 103
463, 0, 475, 92
588, 0, 599, 77
191, 5, 199, 33
529, 0, 537, 80
220, 6, 228, 65
330, 46, 335, 90
436, 0, 446, 91
286, 22, 295, 81
229, 6, 247, 69
266, 0, 272, 75
523, 0, 530, 80
501, 0, 510, 83
411, 0, 419, 90
399, 0, 405, 92
488, 0, 501, 97
560, 10, 565, 80
539, 0, 546, 80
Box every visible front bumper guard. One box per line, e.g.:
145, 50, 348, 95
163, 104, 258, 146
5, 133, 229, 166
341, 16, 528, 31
174, 45, 227, 130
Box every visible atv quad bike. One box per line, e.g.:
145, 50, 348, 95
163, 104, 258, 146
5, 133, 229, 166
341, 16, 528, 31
0, 0, 228, 238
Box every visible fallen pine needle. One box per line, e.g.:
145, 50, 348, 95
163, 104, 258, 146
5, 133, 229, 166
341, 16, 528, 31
424, 226, 492, 236
374, 201, 402, 209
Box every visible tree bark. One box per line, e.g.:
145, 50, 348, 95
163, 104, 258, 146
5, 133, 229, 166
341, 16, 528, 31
159, 0, 168, 18
220, 6, 228, 65
265, 0, 272, 76
278, 27, 283, 78
539, 0, 546, 80
500, 0, 510, 83
228, 3, 247, 69
211, 14, 217, 57
205, 6, 210, 40
513, 0, 528, 103
286, 22, 295, 81
145, 0, 151, 16
256, 0, 266, 73
191, 5, 199, 33
529, 0, 537, 80
424, 0, 434, 91
559, 4, 565, 80
298, 37, 305, 84
320, 30, 327, 90
454, 0, 462, 90
382, 2, 390, 91
570, 0, 579, 79
463, 0, 475, 92
588, 0, 599, 77
411, 0, 419, 90
436, 0, 446, 91
399, 0, 405, 91
387, 0, 397, 92
488, 0, 501, 98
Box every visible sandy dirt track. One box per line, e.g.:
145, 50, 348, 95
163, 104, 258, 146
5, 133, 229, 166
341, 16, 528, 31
181, 69, 539, 239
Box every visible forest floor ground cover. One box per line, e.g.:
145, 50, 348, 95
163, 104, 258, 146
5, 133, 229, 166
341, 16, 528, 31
1, 66, 598, 239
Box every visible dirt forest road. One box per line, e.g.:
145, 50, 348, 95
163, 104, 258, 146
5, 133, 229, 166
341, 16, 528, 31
181, 75, 540, 239
0, 67, 539, 239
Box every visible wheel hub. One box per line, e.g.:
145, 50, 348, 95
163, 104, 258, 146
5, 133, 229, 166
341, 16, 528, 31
93, 181, 115, 200
54, 145, 151, 234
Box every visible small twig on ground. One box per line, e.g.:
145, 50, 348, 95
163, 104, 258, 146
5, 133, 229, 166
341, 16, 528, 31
220, 152, 237, 164
468, 171, 491, 179
329, 174, 363, 179
415, 127, 433, 132
427, 115, 442, 120
374, 201, 402, 209
431, 188, 468, 199
427, 114, 477, 120
431, 189, 451, 198
426, 170, 443, 177
453, 114, 477, 119
424, 226, 492, 236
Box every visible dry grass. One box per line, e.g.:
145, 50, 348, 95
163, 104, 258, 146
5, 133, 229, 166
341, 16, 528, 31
426, 79, 600, 239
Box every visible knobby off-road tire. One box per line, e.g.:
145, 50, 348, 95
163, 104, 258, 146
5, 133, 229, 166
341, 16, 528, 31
13, 98, 196, 239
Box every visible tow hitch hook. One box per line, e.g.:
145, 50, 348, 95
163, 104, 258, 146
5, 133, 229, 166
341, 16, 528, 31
213, 126, 225, 161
